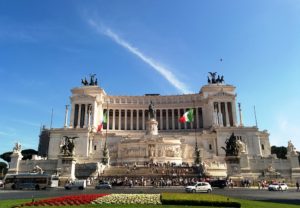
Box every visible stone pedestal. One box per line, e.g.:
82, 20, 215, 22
225, 156, 241, 177
57, 155, 76, 182
8, 151, 23, 174
287, 154, 300, 179
146, 119, 158, 135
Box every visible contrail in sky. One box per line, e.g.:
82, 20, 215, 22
88, 19, 191, 94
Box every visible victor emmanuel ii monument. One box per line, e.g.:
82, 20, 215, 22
8, 73, 300, 183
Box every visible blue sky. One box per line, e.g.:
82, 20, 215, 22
0, 0, 300, 155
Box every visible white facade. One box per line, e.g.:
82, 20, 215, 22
9, 76, 300, 181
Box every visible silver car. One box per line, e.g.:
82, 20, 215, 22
185, 182, 212, 193
95, 181, 112, 189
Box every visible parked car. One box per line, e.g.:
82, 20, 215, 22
268, 183, 288, 191
209, 180, 227, 188
185, 182, 212, 193
64, 180, 86, 190
95, 181, 112, 189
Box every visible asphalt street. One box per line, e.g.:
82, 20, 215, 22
0, 186, 299, 205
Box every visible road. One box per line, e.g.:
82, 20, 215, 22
0, 186, 300, 205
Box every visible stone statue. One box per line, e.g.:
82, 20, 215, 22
267, 164, 275, 173
201, 161, 208, 174
13, 142, 22, 153
217, 111, 223, 126
207, 72, 225, 84
221, 133, 240, 156
236, 138, 246, 153
149, 145, 155, 157
220, 75, 224, 83
32, 165, 44, 174
287, 140, 297, 155
60, 136, 78, 156
207, 76, 211, 84
213, 108, 218, 125
148, 101, 156, 119
209, 72, 217, 83
81, 77, 88, 86
81, 74, 98, 86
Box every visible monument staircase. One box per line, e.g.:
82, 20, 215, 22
101, 165, 199, 177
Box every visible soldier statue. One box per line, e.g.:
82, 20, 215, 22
148, 101, 156, 119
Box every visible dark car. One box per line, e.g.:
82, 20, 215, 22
209, 180, 227, 188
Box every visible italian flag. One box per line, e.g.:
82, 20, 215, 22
97, 111, 107, 132
179, 109, 194, 123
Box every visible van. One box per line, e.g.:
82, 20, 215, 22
64, 180, 86, 190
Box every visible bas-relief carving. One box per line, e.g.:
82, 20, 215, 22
120, 146, 147, 158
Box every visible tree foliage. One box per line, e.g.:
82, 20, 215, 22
0, 161, 8, 177
0, 149, 38, 162
0, 152, 12, 163
271, 146, 287, 159
21, 149, 38, 160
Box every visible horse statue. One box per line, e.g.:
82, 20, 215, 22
221, 133, 240, 156
60, 136, 78, 156
81, 77, 88, 86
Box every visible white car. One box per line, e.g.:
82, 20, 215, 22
268, 183, 288, 191
185, 182, 212, 193
64, 180, 86, 190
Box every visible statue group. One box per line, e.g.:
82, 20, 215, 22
81, 74, 98, 86
222, 133, 246, 156
207, 72, 224, 84
60, 136, 77, 156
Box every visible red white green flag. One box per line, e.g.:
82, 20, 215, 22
179, 109, 194, 123
97, 111, 107, 132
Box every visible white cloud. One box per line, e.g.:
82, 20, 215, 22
10, 119, 40, 128
88, 19, 192, 94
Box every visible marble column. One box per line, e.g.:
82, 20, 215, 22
136, 110, 139, 130
125, 110, 127, 130
166, 109, 169, 130
178, 108, 181, 129
69, 103, 75, 128
160, 110, 163, 130
107, 109, 110, 130
130, 110, 133, 130
172, 109, 175, 130
77, 104, 81, 128
112, 109, 115, 130
196, 107, 199, 129
83, 104, 88, 128
232, 101, 238, 127
64, 105, 69, 128
225, 102, 230, 127
118, 109, 121, 130
142, 110, 145, 130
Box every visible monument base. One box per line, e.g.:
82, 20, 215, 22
57, 155, 76, 182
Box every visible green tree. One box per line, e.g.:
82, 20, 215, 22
0, 161, 8, 178
21, 149, 38, 160
271, 146, 287, 159
0, 149, 38, 162
0, 152, 12, 163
